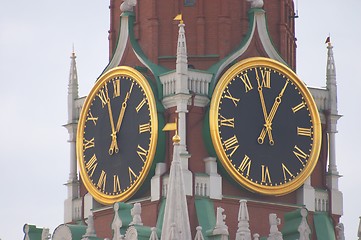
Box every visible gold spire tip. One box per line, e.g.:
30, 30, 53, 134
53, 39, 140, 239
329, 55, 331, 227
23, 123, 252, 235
173, 13, 183, 24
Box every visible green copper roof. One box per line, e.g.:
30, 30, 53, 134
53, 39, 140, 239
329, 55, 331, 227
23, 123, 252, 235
195, 197, 216, 239
313, 212, 336, 240
23, 224, 43, 240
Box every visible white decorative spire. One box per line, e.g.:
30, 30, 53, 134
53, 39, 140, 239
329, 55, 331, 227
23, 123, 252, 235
174, 14, 189, 95
68, 47, 79, 123
173, 14, 191, 153
297, 208, 311, 240
66, 47, 79, 182
64, 48, 80, 223
236, 199, 252, 240
112, 203, 124, 240
194, 226, 205, 240
267, 214, 283, 240
213, 207, 229, 236
82, 215, 97, 239
326, 37, 337, 115
324, 37, 343, 216
326, 37, 340, 175
149, 227, 159, 240
130, 202, 143, 226
336, 223, 345, 240
160, 136, 191, 240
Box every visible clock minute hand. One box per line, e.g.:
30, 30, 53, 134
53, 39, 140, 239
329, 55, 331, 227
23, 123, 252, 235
258, 80, 289, 145
116, 82, 134, 132
255, 68, 274, 145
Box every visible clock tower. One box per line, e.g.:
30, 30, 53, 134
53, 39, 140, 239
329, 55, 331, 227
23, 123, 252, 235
54, 0, 343, 239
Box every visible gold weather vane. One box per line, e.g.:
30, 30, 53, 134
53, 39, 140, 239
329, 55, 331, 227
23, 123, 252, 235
163, 117, 180, 143
173, 13, 183, 24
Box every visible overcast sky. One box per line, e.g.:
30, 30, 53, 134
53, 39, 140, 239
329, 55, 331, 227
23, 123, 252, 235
0, 1, 360, 239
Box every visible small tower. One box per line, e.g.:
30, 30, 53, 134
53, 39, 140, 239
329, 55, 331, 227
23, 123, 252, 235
63, 49, 80, 223
325, 37, 343, 216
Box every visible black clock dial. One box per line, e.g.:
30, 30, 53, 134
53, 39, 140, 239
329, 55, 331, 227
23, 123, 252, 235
77, 67, 158, 204
209, 57, 321, 195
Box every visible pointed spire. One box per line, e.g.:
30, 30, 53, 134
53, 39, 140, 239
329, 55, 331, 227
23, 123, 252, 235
236, 200, 252, 240
213, 207, 229, 236
297, 208, 311, 240
149, 227, 159, 240
174, 14, 189, 94
160, 136, 191, 239
194, 226, 205, 240
82, 215, 97, 239
325, 36, 341, 175
112, 203, 124, 240
267, 214, 283, 240
326, 36, 337, 115
68, 47, 79, 123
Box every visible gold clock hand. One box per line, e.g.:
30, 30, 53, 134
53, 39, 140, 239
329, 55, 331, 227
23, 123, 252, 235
116, 82, 134, 132
107, 97, 119, 155
255, 68, 274, 145
257, 80, 289, 145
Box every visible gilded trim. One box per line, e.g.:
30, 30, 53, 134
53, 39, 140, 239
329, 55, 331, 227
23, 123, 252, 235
77, 66, 159, 204
209, 57, 321, 196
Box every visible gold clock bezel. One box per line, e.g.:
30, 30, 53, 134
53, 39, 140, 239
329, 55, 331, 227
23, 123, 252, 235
209, 57, 321, 196
76, 66, 158, 205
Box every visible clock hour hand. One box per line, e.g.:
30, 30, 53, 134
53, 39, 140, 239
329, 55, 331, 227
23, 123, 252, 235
116, 82, 134, 132
257, 80, 289, 145
255, 68, 274, 145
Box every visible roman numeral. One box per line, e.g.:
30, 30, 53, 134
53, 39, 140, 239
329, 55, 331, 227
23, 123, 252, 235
261, 165, 272, 184
292, 102, 306, 113
297, 127, 312, 137
128, 167, 138, 184
282, 163, 294, 182
224, 89, 240, 106
220, 115, 234, 128
136, 98, 147, 113
139, 122, 151, 133
137, 145, 148, 162
113, 175, 121, 193
86, 111, 98, 125
112, 79, 120, 98
97, 85, 109, 108
239, 73, 253, 92
237, 155, 251, 177
223, 135, 239, 157
260, 69, 271, 88
293, 145, 308, 166
85, 154, 98, 177
97, 170, 107, 192
83, 137, 95, 150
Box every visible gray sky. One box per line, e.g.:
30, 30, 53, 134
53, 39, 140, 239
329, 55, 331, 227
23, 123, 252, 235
0, 1, 360, 239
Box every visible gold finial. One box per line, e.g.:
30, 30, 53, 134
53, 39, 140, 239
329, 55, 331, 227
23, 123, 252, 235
162, 116, 180, 143
173, 13, 183, 24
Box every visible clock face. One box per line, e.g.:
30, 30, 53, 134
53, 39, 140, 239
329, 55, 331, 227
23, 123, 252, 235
77, 66, 158, 204
209, 57, 321, 195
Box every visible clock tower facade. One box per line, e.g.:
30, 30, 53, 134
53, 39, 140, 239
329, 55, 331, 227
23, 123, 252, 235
56, 0, 343, 239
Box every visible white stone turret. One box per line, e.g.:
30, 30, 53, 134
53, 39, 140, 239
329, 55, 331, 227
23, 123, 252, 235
326, 38, 340, 174
172, 14, 193, 196
63, 49, 81, 223
324, 38, 343, 216
160, 136, 192, 240
236, 199, 252, 240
